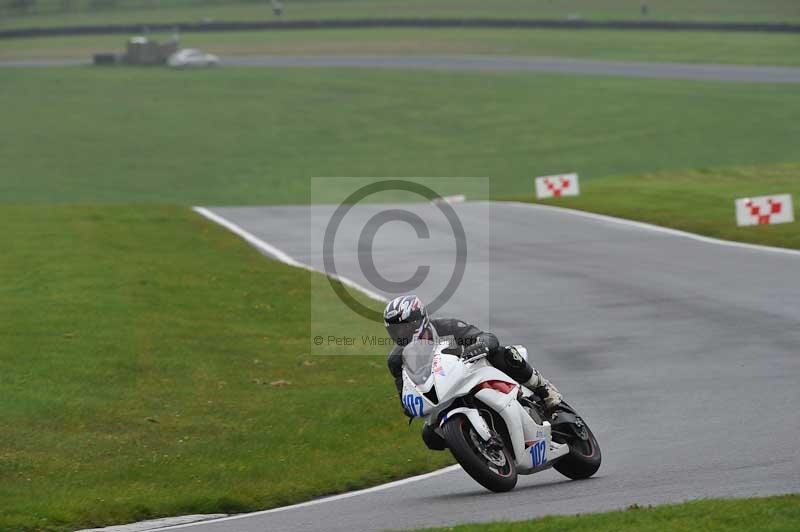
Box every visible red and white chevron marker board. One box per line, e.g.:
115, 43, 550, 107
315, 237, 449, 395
735, 194, 794, 227
535, 173, 580, 199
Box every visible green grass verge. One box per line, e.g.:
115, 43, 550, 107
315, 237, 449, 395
517, 163, 800, 250
2, 0, 799, 29
411, 494, 800, 532
4, 27, 800, 67
0, 204, 452, 532
1, 67, 798, 205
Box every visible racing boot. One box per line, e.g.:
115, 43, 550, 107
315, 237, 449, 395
523, 368, 563, 415
421, 422, 447, 451
493, 346, 563, 415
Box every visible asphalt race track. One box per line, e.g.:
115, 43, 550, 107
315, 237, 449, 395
170, 202, 800, 532
221, 55, 800, 83
3, 55, 800, 83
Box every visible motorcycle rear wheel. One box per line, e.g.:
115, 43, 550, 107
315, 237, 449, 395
442, 414, 518, 492
553, 421, 601, 480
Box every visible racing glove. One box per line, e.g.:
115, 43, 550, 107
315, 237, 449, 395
462, 339, 490, 360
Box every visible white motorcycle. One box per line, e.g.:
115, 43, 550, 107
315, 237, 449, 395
401, 340, 601, 492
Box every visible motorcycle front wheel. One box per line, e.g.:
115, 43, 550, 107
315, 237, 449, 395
442, 414, 518, 492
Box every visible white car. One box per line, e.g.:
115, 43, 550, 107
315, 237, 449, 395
167, 49, 219, 68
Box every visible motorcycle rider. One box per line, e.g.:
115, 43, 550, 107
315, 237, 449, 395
384, 294, 563, 449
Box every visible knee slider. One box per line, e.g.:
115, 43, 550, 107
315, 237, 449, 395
504, 346, 528, 369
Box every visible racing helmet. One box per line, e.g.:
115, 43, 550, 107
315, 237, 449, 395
383, 295, 432, 346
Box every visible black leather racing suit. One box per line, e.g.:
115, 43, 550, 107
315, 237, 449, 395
386, 318, 536, 401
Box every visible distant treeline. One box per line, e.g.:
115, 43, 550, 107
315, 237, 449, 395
1, 0, 270, 18
3, 17, 800, 39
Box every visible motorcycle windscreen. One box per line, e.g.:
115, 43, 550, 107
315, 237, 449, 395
402, 339, 438, 385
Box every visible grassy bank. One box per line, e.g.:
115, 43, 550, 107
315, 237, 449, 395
0, 205, 451, 531
519, 163, 800, 250
4, 27, 800, 66
2, 0, 798, 30
1, 68, 798, 205
412, 494, 800, 532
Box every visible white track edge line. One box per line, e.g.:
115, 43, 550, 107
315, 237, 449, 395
504, 201, 800, 257
154, 465, 462, 530
192, 207, 388, 302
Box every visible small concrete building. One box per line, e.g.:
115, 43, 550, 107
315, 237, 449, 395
124, 36, 178, 65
